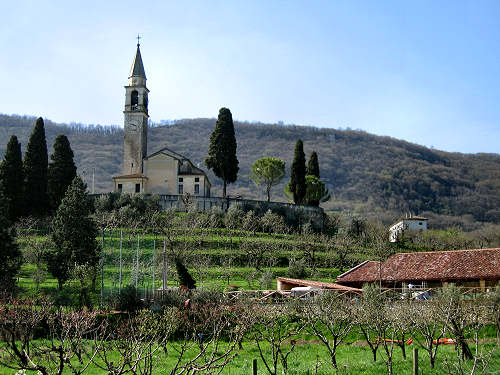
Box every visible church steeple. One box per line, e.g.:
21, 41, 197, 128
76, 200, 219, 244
123, 37, 149, 175
129, 42, 147, 80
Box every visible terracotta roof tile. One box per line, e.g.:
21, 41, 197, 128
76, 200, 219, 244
336, 248, 500, 284
277, 277, 362, 292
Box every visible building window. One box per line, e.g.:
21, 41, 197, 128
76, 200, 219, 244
135, 184, 140, 193
117, 184, 122, 192
131, 90, 139, 107
178, 185, 183, 194
178, 177, 183, 182
195, 177, 199, 182
418, 222, 423, 225
194, 184, 199, 194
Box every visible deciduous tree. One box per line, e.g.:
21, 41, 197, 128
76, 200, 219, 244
250, 157, 285, 202
205, 107, 239, 197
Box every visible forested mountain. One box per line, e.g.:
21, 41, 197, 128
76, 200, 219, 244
1, 114, 499, 225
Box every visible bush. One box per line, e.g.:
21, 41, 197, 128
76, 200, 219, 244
225, 203, 244, 229
259, 270, 274, 290
116, 285, 143, 312
260, 210, 288, 234
242, 210, 260, 233
286, 258, 308, 279
208, 206, 225, 228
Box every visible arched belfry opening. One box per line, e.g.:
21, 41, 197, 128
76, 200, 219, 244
131, 90, 139, 108
143, 93, 148, 111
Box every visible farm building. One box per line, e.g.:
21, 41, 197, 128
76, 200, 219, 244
276, 277, 362, 296
335, 248, 500, 291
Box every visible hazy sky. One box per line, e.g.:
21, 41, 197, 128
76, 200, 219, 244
2, 1, 499, 154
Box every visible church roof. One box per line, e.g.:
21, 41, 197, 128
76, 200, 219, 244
129, 44, 146, 79
145, 147, 210, 179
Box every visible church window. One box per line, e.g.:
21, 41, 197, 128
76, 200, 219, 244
135, 183, 140, 193
195, 177, 199, 182
117, 184, 122, 192
194, 184, 200, 194
178, 177, 183, 182
131, 90, 139, 108
144, 94, 148, 110
178, 184, 183, 194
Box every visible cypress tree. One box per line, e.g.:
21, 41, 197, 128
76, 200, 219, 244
175, 257, 196, 289
307, 151, 320, 178
23, 117, 49, 216
0, 135, 25, 221
48, 134, 77, 212
289, 139, 306, 205
0, 183, 23, 293
205, 107, 239, 197
48, 176, 100, 289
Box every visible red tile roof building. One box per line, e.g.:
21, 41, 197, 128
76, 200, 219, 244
335, 248, 500, 290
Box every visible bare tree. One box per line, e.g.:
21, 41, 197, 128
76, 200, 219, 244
251, 303, 306, 375
301, 292, 356, 369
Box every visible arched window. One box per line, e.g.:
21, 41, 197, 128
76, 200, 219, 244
143, 93, 148, 111
131, 90, 139, 108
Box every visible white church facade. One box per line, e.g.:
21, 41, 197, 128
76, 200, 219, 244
112, 42, 211, 197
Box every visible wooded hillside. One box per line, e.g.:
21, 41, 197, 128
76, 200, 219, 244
1, 114, 499, 225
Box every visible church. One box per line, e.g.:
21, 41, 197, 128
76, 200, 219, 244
112, 42, 211, 197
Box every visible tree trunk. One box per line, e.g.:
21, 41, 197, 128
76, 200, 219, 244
223, 180, 227, 198
267, 185, 271, 202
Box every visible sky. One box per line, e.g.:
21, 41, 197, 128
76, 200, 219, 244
1, 0, 500, 154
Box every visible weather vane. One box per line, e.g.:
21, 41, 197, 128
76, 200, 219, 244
136, 34, 141, 46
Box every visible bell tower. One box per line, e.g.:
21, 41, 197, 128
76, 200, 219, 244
123, 37, 149, 175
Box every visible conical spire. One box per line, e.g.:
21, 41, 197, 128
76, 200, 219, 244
129, 41, 146, 79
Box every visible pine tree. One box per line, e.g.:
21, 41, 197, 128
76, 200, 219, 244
48, 134, 77, 212
175, 257, 196, 289
23, 117, 49, 216
48, 176, 100, 289
0, 183, 23, 293
307, 151, 320, 178
205, 107, 239, 197
0, 135, 25, 221
289, 139, 306, 205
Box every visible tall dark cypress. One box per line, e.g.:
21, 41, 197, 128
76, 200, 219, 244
307, 151, 320, 178
0, 136, 25, 221
290, 139, 306, 204
205, 107, 239, 197
23, 117, 49, 216
48, 134, 77, 212
0, 183, 23, 293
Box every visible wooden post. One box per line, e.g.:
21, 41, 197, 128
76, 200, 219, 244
252, 358, 257, 375
119, 229, 123, 294
413, 348, 418, 375
100, 230, 105, 308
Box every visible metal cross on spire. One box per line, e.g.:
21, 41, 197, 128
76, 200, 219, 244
136, 34, 141, 47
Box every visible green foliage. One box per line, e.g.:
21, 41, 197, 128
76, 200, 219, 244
307, 150, 320, 177
286, 258, 308, 279
175, 257, 196, 289
116, 285, 143, 312
47, 134, 77, 212
289, 139, 307, 205
0, 135, 24, 221
205, 107, 239, 197
250, 157, 286, 202
23, 117, 49, 216
225, 203, 244, 229
0, 184, 22, 293
49, 176, 100, 289
305, 175, 330, 207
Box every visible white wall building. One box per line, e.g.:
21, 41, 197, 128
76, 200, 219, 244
389, 215, 428, 242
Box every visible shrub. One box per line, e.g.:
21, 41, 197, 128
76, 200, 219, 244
242, 210, 260, 233
260, 210, 288, 234
286, 258, 308, 279
116, 285, 143, 312
208, 206, 225, 228
259, 270, 274, 290
225, 203, 244, 229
